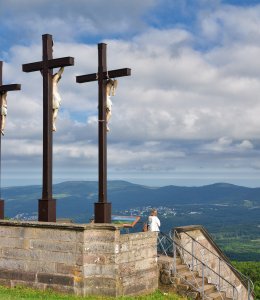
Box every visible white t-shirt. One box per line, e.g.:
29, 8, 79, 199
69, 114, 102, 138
148, 215, 160, 232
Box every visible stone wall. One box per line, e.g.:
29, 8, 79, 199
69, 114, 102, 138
175, 225, 253, 300
0, 220, 158, 297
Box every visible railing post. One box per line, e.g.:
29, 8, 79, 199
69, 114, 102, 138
218, 258, 221, 291
173, 231, 177, 274
191, 239, 194, 271
248, 279, 250, 300
202, 263, 205, 300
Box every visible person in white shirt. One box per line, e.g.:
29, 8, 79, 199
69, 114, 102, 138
148, 209, 160, 232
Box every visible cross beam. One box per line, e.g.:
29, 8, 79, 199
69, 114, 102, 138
0, 84, 21, 92
76, 68, 131, 83
0, 61, 21, 219
22, 34, 74, 222
76, 43, 131, 223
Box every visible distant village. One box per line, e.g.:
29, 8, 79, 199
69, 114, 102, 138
12, 205, 205, 221
114, 206, 177, 218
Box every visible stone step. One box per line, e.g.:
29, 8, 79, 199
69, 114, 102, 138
187, 276, 208, 288
177, 269, 199, 281
158, 255, 182, 266
206, 291, 227, 300
176, 283, 191, 297
176, 264, 188, 272
202, 283, 217, 295
175, 256, 182, 265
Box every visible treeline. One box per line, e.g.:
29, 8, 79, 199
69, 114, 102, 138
232, 261, 260, 299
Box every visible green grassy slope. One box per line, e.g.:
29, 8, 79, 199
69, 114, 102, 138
0, 287, 187, 300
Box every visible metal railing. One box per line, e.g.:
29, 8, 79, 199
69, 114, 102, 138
174, 230, 254, 300
158, 231, 239, 300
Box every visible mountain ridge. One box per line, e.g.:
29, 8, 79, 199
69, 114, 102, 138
2, 180, 260, 219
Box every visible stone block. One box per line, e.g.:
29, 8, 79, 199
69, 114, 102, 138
23, 228, 78, 242
0, 237, 26, 248
83, 254, 106, 264
0, 258, 26, 270
84, 286, 117, 297
46, 283, 76, 294
0, 227, 24, 238
83, 242, 116, 254
25, 260, 56, 273
39, 250, 78, 264
56, 263, 82, 275
37, 273, 74, 286
120, 266, 158, 285
118, 246, 156, 263
84, 230, 116, 243
2, 248, 40, 260
10, 280, 46, 290
83, 264, 117, 277
30, 240, 77, 253
84, 276, 116, 289
0, 269, 35, 282
123, 282, 147, 295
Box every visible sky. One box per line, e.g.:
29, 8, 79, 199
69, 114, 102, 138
1, 0, 260, 187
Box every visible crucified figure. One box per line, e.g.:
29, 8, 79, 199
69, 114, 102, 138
106, 79, 118, 132
52, 67, 64, 131
0, 91, 7, 136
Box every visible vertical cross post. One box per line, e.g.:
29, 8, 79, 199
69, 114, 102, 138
0, 61, 21, 219
41, 35, 55, 222
98, 43, 108, 209
23, 34, 74, 222
76, 43, 131, 223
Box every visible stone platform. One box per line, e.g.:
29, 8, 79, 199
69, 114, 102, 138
0, 220, 158, 297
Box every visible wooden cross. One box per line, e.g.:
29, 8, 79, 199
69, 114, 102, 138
76, 43, 131, 223
22, 34, 74, 222
0, 61, 21, 219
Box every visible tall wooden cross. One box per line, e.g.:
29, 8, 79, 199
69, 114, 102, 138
22, 34, 74, 222
0, 61, 21, 219
76, 43, 131, 223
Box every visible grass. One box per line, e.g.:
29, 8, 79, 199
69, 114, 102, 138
0, 286, 187, 300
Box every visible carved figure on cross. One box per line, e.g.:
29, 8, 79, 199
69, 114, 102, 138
52, 66, 64, 131
0, 61, 21, 137
0, 91, 7, 135
106, 78, 118, 132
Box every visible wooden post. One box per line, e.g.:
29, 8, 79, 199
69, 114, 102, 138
0, 61, 21, 219
23, 34, 74, 222
76, 43, 131, 223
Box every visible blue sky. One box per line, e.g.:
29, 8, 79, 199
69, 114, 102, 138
1, 0, 260, 187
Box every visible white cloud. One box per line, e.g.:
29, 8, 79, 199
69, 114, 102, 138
0, 0, 157, 43
200, 137, 254, 153
1, 0, 260, 185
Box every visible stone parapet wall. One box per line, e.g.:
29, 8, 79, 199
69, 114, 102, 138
118, 232, 158, 295
175, 225, 253, 300
0, 220, 158, 297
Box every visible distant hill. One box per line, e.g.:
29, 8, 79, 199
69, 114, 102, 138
2, 180, 260, 261
2, 180, 260, 220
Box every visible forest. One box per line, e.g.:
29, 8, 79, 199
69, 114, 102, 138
232, 261, 260, 299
